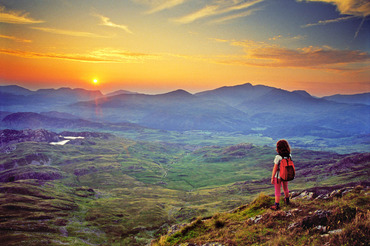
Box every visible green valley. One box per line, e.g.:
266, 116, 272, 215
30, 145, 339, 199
1, 130, 369, 245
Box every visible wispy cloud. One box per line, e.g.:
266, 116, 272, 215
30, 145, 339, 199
214, 39, 370, 70
0, 5, 44, 24
269, 34, 305, 41
0, 48, 160, 63
0, 34, 32, 43
302, 16, 355, 27
93, 13, 133, 34
31, 27, 109, 38
210, 7, 262, 24
174, 0, 264, 24
145, 0, 187, 14
297, 0, 370, 17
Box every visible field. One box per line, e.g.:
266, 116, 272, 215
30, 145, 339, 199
1, 130, 369, 245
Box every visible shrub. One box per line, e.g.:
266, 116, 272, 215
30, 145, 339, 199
329, 211, 370, 246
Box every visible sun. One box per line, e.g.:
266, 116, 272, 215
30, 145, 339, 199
92, 78, 99, 85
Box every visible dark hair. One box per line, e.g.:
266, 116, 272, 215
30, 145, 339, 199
276, 139, 290, 157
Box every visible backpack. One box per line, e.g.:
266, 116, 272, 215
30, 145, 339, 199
279, 157, 295, 181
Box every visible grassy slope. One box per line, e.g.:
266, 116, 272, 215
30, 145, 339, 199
0, 134, 369, 245
153, 187, 370, 246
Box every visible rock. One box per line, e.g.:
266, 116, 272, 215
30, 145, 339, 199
290, 208, 302, 215
328, 229, 343, 235
292, 191, 314, 200
249, 215, 263, 224
330, 189, 343, 198
167, 223, 187, 236
288, 222, 300, 230
314, 225, 328, 233
289, 210, 331, 230
315, 194, 330, 200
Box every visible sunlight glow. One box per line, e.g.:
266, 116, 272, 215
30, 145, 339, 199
92, 78, 98, 85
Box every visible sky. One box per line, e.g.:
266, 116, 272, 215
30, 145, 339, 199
0, 0, 369, 96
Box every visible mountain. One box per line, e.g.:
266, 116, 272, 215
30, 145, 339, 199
105, 89, 138, 97
30, 87, 104, 106
323, 93, 370, 105
1, 83, 369, 142
1, 112, 147, 132
72, 89, 255, 131
39, 111, 81, 120
195, 83, 274, 106
0, 85, 33, 96
238, 89, 369, 137
0, 86, 104, 111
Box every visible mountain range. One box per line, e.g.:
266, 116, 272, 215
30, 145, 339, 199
0, 83, 369, 140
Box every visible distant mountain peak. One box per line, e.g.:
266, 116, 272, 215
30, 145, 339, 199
293, 90, 312, 98
0, 85, 33, 96
106, 89, 138, 97
159, 89, 193, 97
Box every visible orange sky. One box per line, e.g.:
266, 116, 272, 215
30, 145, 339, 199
0, 0, 369, 96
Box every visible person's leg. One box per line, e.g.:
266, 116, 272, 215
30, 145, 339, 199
274, 178, 281, 203
282, 181, 290, 205
282, 181, 289, 197
271, 178, 281, 210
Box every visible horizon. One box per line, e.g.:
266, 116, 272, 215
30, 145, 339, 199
1, 0, 369, 97
2, 82, 370, 97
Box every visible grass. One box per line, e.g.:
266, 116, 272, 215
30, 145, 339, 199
153, 187, 370, 246
1, 133, 369, 245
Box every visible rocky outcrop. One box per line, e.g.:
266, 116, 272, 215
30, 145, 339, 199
0, 129, 60, 150
59, 131, 114, 139
0, 166, 66, 182
0, 153, 51, 171
291, 181, 370, 200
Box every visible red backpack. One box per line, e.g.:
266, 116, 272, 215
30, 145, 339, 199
279, 157, 295, 181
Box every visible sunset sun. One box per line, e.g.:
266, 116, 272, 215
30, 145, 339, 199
92, 78, 98, 85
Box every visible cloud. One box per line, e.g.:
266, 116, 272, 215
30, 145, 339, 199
93, 13, 133, 34
0, 34, 32, 43
214, 39, 370, 70
302, 16, 355, 27
210, 7, 262, 24
297, 0, 370, 17
174, 0, 264, 24
31, 27, 109, 38
268, 34, 305, 41
0, 5, 44, 24
0, 48, 160, 63
145, 0, 187, 14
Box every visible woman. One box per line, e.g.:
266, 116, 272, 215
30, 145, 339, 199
271, 139, 291, 210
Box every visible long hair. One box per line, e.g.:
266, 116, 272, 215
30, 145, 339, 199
276, 139, 291, 157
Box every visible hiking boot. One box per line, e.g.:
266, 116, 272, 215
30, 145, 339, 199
284, 197, 290, 205
270, 203, 280, 210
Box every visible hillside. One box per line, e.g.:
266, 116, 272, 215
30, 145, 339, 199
323, 93, 370, 105
152, 185, 369, 246
1, 112, 148, 133
0, 129, 369, 245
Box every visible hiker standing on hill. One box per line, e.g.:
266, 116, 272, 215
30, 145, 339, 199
271, 139, 292, 210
